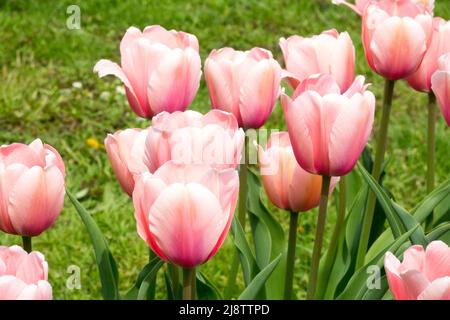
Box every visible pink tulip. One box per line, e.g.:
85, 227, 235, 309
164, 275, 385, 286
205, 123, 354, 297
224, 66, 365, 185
257, 132, 339, 212
0, 245, 52, 300
431, 53, 450, 125
281, 74, 375, 176
94, 25, 201, 119
361, 0, 432, 80
144, 110, 244, 172
384, 241, 450, 300
279, 29, 355, 91
132, 161, 239, 268
0, 139, 65, 237
105, 129, 148, 196
205, 47, 281, 129
407, 18, 450, 92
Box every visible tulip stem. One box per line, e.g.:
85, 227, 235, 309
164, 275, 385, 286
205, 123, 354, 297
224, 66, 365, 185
356, 79, 395, 270
22, 236, 32, 253
284, 211, 299, 300
317, 175, 346, 299
306, 175, 331, 300
225, 135, 249, 298
426, 92, 436, 194
182, 267, 196, 300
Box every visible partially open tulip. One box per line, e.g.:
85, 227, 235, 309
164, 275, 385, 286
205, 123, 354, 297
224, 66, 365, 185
407, 18, 450, 92
279, 29, 355, 91
105, 128, 148, 196
144, 110, 244, 172
384, 241, 450, 300
205, 47, 281, 129
281, 74, 375, 176
361, 0, 432, 80
257, 132, 339, 212
431, 53, 450, 125
0, 139, 65, 237
0, 245, 52, 300
94, 25, 201, 119
132, 161, 239, 268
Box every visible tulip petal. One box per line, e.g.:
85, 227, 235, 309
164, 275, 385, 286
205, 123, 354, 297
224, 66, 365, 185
0, 276, 27, 300
431, 70, 450, 126
400, 269, 430, 300
424, 241, 450, 282
385, 252, 409, 300
418, 277, 450, 300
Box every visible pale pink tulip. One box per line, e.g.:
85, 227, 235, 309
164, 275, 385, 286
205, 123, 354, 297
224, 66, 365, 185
280, 29, 355, 91
132, 161, 239, 268
281, 74, 375, 176
332, 0, 434, 15
144, 110, 244, 172
94, 25, 201, 119
205, 47, 281, 129
0, 139, 65, 236
0, 245, 52, 300
384, 241, 450, 300
362, 0, 432, 80
431, 53, 450, 125
257, 132, 339, 212
105, 128, 148, 196
407, 18, 450, 92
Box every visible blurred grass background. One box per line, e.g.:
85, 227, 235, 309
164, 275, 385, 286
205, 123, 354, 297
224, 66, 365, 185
0, 0, 449, 299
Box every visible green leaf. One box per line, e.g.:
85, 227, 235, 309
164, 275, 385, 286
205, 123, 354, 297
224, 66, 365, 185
163, 270, 174, 300
124, 256, 164, 300
196, 272, 223, 300
247, 169, 286, 299
230, 216, 258, 286
412, 178, 450, 223
426, 222, 450, 243
137, 259, 165, 300
238, 254, 282, 300
67, 190, 119, 300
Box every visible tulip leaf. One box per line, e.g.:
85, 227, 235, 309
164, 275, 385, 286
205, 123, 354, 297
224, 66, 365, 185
247, 169, 286, 299
124, 256, 164, 300
137, 259, 165, 300
67, 190, 119, 300
196, 271, 223, 300
426, 222, 450, 243
163, 270, 175, 300
238, 254, 282, 300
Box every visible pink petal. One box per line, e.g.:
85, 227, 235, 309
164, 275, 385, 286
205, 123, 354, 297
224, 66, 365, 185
0, 276, 27, 300
400, 269, 430, 300
385, 252, 409, 300
424, 241, 450, 282
431, 67, 450, 126
418, 277, 450, 300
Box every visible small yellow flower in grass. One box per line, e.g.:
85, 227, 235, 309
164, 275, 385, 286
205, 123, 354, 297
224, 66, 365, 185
298, 226, 305, 234
86, 137, 101, 150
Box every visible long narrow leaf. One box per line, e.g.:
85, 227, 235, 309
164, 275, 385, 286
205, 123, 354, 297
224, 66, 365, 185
137, 260, 165, 300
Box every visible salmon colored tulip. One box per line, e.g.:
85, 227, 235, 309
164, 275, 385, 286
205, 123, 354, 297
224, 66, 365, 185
94, 25, 201, 119
257, 132, 339, 212
281, 74, 375, 176
407, 18, 450, 92
144, 110, 244, 172
362, 0, 432, 80
0, 245, 52, 300
205, 47, 281, 129
279, 29, 355, 91
384, 241, 450, 300
0, 139, 65, 237
431, 53, 450, 125
132, 161, 239, 268
105, 129, 148, 196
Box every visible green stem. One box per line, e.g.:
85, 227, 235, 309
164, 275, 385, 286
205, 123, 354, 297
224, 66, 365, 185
426, 92, 436, 194
284, 211, 299, 300
356, 79, 395, 270
225, 135, 249, 298
169, 264, 179, 299
306, 175, 331, 300
22, 236, 32, 253
182, 267, 195, 300
316, 175, 346, 299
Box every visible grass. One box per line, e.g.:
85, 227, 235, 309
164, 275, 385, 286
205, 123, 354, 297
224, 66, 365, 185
0, 0, 449, 300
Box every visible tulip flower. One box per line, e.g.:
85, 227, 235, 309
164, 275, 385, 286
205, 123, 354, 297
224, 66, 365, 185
257, 131, 338, 299
205, 47, 281, 130
0, 245, 52, 300
332, 0, 434, 16
281, 74, 375, 177
0, 139, 65, 244
94, 25, 201, 119
279, 29, 355, 91
105, 128, 148, 196
407, 18, 450, 93
144, 110, 244, 172
431, 53, 450, 126
361, 0, 432, 80
384, 241, 450, 300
